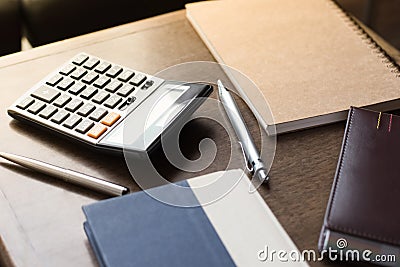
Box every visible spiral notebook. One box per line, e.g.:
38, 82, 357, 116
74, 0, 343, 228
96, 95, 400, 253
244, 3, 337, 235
186, 0, 400, 134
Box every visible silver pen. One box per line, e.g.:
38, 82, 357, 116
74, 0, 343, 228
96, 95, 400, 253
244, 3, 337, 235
217, 80, 269, 183
0, 152, 129, 196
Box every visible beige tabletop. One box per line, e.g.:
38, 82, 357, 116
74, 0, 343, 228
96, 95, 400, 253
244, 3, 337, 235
0, 10, 398, 267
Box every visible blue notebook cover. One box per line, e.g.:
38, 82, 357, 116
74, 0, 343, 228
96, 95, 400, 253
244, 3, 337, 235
83, 169, 308, 267
82, 180, 235, 267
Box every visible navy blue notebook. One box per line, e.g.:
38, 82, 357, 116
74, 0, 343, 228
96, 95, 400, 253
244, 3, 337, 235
83, 169, 307, 267
82, 180, 234, 267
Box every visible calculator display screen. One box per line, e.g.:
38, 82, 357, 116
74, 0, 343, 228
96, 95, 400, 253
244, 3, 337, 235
100, 83, 190, 151
146, 88, 186, 127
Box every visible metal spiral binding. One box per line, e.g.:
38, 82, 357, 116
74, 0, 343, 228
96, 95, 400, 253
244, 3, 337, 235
327, 0, 400, 78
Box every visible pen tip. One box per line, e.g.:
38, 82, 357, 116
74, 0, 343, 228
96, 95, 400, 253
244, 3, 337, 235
257, 169, 269, 183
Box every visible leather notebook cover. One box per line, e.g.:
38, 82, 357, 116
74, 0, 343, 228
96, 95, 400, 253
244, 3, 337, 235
319, 107, 400, 259
186, 0, 400, 134
83, 170, 308, 267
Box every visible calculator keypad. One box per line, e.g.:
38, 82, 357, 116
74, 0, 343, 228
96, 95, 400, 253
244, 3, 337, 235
10, 53, 162, 144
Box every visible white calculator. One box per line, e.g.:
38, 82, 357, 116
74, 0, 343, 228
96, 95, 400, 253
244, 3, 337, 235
8, 53, 212, 153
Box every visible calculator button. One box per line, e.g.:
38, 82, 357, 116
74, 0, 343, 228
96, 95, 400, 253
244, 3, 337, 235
118, 70, 134, 82
103, 95, 122, 109
92, 91, 110, 104
77, 103, 95, 117
105, 80, 122, 93
82, 72, 99, 84
89, 108, 108, 121
101, 112, 121, 127
39, 105, 58, 119
63, 114, 82, 129
53, 94, 71, 107
80, 87, 98, 100
95, 62, 111, 74
65, 99, 83, 112
83, 57, 100, 70
56, 77, 75, 91
75, 120, 94, 134
72, 54, 89, 65
129, 73, 146, 86
68, 82, 86, 95
93, 76, 111, 88
46, 74, 63, 86
70, 68, 88, 80
117, 84, 135, 97
106, 65, 122, 78
17, 97, 35, 109
60, 64, 76, 75
87, 124, 107, 139
27, 101, 46, 114
31, 85, 60, 103
51, 110, 70, 124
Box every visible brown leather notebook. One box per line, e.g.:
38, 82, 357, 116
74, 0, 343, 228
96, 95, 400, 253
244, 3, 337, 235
186, 0, 400, 134
319, 107, 400, 264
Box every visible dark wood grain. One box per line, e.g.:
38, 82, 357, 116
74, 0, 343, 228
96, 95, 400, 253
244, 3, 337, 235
0, 10, 396, 267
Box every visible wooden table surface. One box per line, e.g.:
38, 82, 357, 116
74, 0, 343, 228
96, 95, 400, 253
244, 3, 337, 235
0, 10, 398, 267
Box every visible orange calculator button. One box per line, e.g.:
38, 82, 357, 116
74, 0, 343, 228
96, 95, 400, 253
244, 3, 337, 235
87, 124, 107, 139
101, 112, 121, 127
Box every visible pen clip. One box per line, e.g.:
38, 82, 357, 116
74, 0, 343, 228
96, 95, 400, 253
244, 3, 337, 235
238, 141, 253, 172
